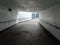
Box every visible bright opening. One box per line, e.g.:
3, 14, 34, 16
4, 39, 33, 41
16, 11, 39, 23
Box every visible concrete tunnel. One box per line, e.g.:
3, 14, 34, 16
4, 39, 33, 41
0, 0, 60, 45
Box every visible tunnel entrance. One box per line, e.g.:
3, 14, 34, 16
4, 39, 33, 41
16, 11, 39, 23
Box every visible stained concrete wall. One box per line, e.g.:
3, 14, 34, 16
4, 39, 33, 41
0, 6, 19, 31
39, 3, 60, 41
0, 6, 31, 31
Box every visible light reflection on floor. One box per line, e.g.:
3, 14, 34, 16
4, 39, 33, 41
0, 19, 56, 45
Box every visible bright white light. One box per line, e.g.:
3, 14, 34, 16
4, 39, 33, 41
17, 11, 32, 19
16, 11, 32, 23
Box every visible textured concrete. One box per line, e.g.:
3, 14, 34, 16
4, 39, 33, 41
39, 3, 60, 41
0, 19, 56, 45
0, 0, 60, 11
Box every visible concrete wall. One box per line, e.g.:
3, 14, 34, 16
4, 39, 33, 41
39, 3, 60, 41
0, 6, 31, 31
0, 6, 18, 31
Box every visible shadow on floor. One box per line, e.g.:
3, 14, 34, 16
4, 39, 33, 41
0, 19, 59, 45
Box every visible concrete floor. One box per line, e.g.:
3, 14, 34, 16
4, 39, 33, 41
0, 19, 56, 45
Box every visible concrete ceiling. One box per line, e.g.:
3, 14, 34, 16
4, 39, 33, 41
0, 0, 60, 11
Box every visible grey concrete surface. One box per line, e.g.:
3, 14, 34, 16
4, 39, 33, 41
39, 3, 60, 41
0, 0, 60, 11
0, 20, 56, 45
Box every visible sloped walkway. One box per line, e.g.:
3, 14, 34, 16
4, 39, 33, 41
0, 19, 56, 45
